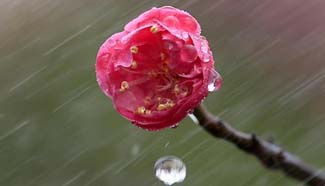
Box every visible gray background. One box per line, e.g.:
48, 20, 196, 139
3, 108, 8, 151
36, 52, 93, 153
0, 0, 324, 185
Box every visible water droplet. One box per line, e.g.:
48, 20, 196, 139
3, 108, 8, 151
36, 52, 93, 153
201, 46, 208, 53
181, 32, 189, 40
180, 45, 197, 63
208, 69, 222, 92
154, 156, 186, 185
200, 42, 210, 62
163, 16, 180, 28
203, 55, 210, 62
131, 144, 140, 156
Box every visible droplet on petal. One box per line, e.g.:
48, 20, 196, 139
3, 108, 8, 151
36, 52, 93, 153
163, 16, 180, 28
181, 16, 198, 33
181, 32, 189, 40
208, 69, 222, 92
154, 156, 186, 185
180, 44, 198, 63
203, 55, 210, 62
201, 45, 210, 62
201, 45, 208, 53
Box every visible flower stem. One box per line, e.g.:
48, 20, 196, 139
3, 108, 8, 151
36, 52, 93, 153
193, 104, 325, 186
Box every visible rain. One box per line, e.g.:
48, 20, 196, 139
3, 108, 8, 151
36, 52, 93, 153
0, 0, 325, 186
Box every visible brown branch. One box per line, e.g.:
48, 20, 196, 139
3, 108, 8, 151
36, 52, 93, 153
193, 104, 325, 186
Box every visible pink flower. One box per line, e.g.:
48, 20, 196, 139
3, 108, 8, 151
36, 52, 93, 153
96, 6, 222, 130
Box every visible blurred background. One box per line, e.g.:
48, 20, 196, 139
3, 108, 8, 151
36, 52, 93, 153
0, 0, 325, 185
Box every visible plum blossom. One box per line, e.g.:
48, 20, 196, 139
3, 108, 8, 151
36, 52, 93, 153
96, 6, 222, 130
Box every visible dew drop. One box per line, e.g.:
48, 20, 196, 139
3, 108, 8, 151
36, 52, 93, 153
163, 16, 180, 28
131, 144, 140, 156
201, 45, 208, 53
200, 42, 210, 62
208, 69, 222, 92
154, 156, 186, 185
182, 17, 197, 32
181, 32, 189, 40
180, 44, 197, 63
203, 56, 210, 62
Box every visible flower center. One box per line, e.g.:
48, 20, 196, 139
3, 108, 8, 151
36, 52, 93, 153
117, 28, 196, 115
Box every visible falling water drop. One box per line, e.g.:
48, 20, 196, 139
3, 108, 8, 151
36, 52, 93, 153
154, 156, 186, 185
208, 69, 222, 92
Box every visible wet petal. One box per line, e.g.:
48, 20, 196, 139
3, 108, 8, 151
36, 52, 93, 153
96, 6, 221, 130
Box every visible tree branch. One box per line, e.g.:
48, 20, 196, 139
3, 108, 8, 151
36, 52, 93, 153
193, 104, 325, 186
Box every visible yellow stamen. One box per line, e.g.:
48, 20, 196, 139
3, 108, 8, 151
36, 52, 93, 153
131, 60, 137, 69
135, 106, 151, 115
157, 100, 175, 111
130, 46, 138, 54
120, 81, 129, 92
150, 25, 159, 33
135, 106, 146, 114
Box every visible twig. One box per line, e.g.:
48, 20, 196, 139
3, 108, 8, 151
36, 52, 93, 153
193, 104, 325, 186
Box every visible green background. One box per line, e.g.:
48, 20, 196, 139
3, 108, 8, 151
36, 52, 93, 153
0, 0, 324, 185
